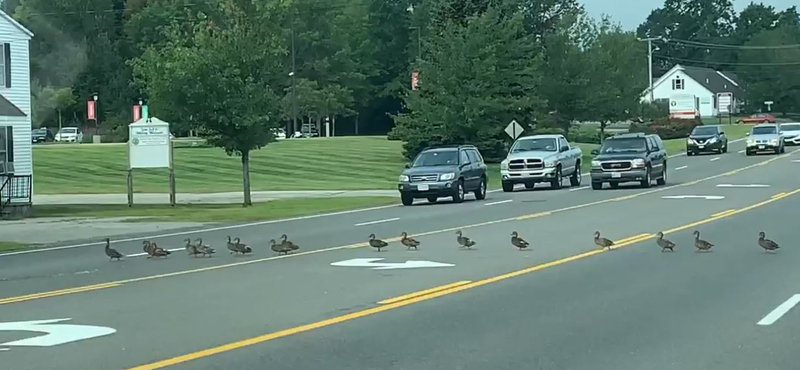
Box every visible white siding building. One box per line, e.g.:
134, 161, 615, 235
0, 10, 33, 214
643, 64, 743, 118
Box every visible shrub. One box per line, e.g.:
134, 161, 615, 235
566, 125, 613, 144
629, 117, 701, 140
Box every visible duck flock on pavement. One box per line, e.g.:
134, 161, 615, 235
102, 228, 781, 261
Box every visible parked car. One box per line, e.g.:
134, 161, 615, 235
54, 127, 84, 143
397, 145, 488, 206
779, 123, 800, 145
590, 133, 667, 190
738, 113, 776, 124
686, 125, 728, 155
31, 128, 54, 143
745, 124, 784, 155
499, 134, 582, 192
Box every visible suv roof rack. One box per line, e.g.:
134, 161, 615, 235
422, 144, 476, 151
610, 132, 646, 138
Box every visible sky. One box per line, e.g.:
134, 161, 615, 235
582, 0, 797, 30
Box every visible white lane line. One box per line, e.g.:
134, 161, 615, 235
662, 195, 725, 200
716, 184, 770, 188
0, 204, 401, 257
710, 157, 721, 162
738, 150, 746, 154
675, 165, 688, 171
569, 186, 589, 192
792, 160, 800, 163
758, 294, 800, 326
354, 218, 400, 227
484, 199, 513, 206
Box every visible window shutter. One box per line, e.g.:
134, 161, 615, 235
6, 126, 13, 162
3, 43, 10, 88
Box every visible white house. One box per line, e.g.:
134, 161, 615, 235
0, 10, 33, 216
643, 64, 743, 118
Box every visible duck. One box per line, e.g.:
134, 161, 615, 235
368, 234, 388, 252
511, 231, 530, 251
400, 232, 420, 250
693, 230, 713, 252
185, 238, 199, 256
758, 231, 779, 253
142, 240, 153, 254
195, 238, 216, 257
456, 231, 476, 249
270, 239, 293, 255
150, 242, 171, 258
104, 238, 124, 261
279, 234, 300, 251
655, 232, 675, 252
594, 231, 614, 250
226, 236, 238, 254
233, 237, 252, 254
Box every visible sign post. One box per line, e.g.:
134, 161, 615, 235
128, 117, 174, 207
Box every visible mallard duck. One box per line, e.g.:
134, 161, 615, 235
594, 231, 614, 250
270, 239, 293, 255
693, 230, 713, 252
195, 238, 216, 257
104, 238, 124, 261
655, 232, 675, 252
226, 236, 238, 254
511, 231, 530, 251
456, 231, 476, 249
233, 237, 252, 254
279, 234, 300, 251
758, 231, 779, 253
400, 232, 420, 250
368, 234, 388, 252
150, 242, 171, 258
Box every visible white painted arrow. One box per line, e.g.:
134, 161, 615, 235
0, 318, 116, 347
331, 258, 454, 270
662, 195, 725, 200
717, 184, 770, 188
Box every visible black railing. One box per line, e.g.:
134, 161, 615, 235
0, 174, 32, 213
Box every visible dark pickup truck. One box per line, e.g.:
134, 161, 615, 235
590, 133, 667, 190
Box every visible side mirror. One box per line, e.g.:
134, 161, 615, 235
746, 132, 750, 136
404, 163, 410, 169
591, 149, 599, 155
560, 146, 569, 153
719, 131, 725, 135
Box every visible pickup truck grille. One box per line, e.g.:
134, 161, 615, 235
601, 161, 632, 171
509, 158, 543, 170
410, 175, 438, 182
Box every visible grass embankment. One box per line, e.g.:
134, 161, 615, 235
0, 241, 27, 252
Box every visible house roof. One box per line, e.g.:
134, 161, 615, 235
0, 10, 34, 38
0, 94, 26, 117
681, 65, 743, 97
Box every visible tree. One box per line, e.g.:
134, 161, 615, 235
737, 26, 800, 115
134, 0, 286, 206
32, 85, 77, 128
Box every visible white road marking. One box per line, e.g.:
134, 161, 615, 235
569, 186, 589, 192
716, 184, 770, 188
126, 247, 185, 259
757, 294, 800, 326
674, 165, 688, 171
0, 204, 401, 257
484, 199, 513, 206
710, 157, 721, 162
0, 318, 116, 347
792, 160, 800, 163
738, 150, 746, 154
662, 195, 725, 200
331, 258, 454, 270
354, 218, 400, 227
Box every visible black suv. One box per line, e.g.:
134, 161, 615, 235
398, 145, 488, 206
590, 133, 667, 190
687, 125, 727, 155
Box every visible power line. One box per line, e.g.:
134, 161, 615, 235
653, 54, 800, 66
662, 38, 800, 50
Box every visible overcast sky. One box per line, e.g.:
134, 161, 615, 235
582, 0, 797, 30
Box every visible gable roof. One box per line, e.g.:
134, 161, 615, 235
0, 94, 26, 117
0, 10, 34, 39
681, 66, 743, 97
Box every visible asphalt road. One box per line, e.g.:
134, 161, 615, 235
1, 139, 799, 370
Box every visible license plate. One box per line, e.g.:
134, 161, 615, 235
611, 172, 622, 178
758, 145, 765, 149
417, 184, 429, 191
698, 145, 704, 149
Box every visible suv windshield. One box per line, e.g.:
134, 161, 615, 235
599, 138, 646, 154
32, 129, 47, 134
61, 128, 77, 133
780, 124, 800, 131
752, 126, 777, 135
413, 150, 458, 167
511, 138, 557, 153
692, 126, 718, 136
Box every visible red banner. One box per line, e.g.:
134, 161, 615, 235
132, 104, 141, 122
411, 71, 419, 91
87, 100, 96, 120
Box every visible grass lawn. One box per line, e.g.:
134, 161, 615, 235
31, 196, 398, 223
0, 241, 27, 252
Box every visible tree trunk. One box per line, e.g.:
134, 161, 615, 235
599, 122, 606, 144
241, 150, 252, 207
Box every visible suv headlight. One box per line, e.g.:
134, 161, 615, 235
439, 173, 455, 181
687, 138, 694, 144
747, 139, 755, 146
591, 160, 601, 167
399, 175, 409, 182
544, 160, 556, 168
770, 138, 779, 145
708, 137, 718, 143
500, 160, 509, 171
632, 158, 646, 168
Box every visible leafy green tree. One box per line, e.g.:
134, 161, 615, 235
738, 26, 800, 115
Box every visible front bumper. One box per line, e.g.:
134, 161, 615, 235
590, 168, 648, 183
784, 136, 800, 145
501, 167, 557, 183
55, 137, 77, 142
746, 142, 780, 152
687, 140, 723, 152
398, 181, 458, 197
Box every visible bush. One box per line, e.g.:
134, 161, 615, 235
629, 117, 701, 140
566, 125, 613, 144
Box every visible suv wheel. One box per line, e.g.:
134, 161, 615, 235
640, 167, 652, 188
722, 143, 728, 153
550, 166, 562, 189
474, 178, 487, 200
656, 163, 667, 186
452, 180, 465, 203
502, 181, 514, 193
569, 163, 581, 187
427, 196, 438, 203
401, 193, 414, 206
591, 181, 602, 190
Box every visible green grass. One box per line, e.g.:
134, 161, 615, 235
31, 196, 398, 223
0, 241, 27, 252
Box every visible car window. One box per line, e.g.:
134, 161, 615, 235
780, 124, 800, 131
752, 126, 777, 135
511, 138, 557, 153
412, 151, 458, 167
472, 150, 484, 163
466, 149, 480, 164
600, 138, 646, 153
62, 128, 77, 133
460, 150, 470, 165
559, 138, 568, 149
692, 126, 718, 136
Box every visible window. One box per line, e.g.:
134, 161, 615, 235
0, 43, 9, 88
0, 126, 13, 172
460, 150, 470, 165
672, 78, 684, 90
511, 138, 557, 152
469, 149, 484, 164
559, 138, 568, 150
412, 151, 457, 167
466, 150, 480, 164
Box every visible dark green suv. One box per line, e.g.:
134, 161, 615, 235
397, 145, 488, 206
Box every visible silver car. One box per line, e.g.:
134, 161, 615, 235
745, 124, 784, 156
779, 123, 800, 145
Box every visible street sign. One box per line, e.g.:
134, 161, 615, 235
0, 318, 116, 347
331, 258, 454, 270
765, 101, 774, 112
718, 93, 733, 114
505, 120, 524, 139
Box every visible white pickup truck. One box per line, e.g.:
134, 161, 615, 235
500, 134, 583, 192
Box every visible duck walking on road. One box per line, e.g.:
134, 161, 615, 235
456, 231, 476, 249
150, 242, 171, 258
104, 238, 124, 261
185, 238, 200, 257
233, 237, 252, 255
511, 231, 530, 251
655, 232, 675, 252
270, 239, 293, 255
594, 231, 614, 251
400, 232, 420, 250
195, 238, 216, 257
758, 231, 780, 253
369, 234, 388, 252
279, 234, 300, 252
693, 231, 713, 252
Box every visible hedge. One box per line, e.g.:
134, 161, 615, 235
629, 117, 702, 140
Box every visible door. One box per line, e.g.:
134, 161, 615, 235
559, 137, 576, 175
647, 137, 665, 176
459, 150, 476, 189
466, 149, 485, 188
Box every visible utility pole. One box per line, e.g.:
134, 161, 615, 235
290, 18, 298, 136
638, 37, 660, 103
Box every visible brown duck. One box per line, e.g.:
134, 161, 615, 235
104, 238, 124, 261
185, 238, 200, 257
195, 238, 216, 257
758, 231, 779, 253
511, 231, 530, 251
456, 231, 476, 249
233, 237, 252, 255
369, 234, 388, 252
655, 232, 675, 252
270, 239, 293, 255
150, 242, 171, 258
594, 231, 614, 250
400, 232, 420, 250
693, 230, 713, 252
279, 234, 300, 252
